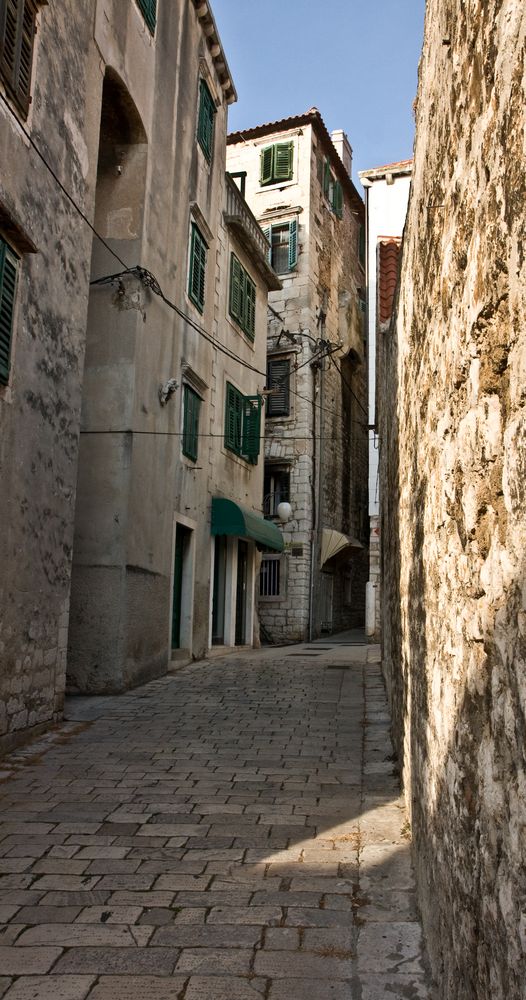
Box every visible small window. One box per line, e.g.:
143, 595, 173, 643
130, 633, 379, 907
263, 466, 290, 517
224, 382, 261, 464
229, 254, 256, 341
261, 219, 297, 274
197, 79, 216, 161
260, 554, 282, 598
188, 223, 207, 312
182, 384, 201, 462
136, 0, 156, 34
0, 237, 19, 386
266, 358, 290, 417
0, 0, 40, 118
322, 157, 343, 218
260, 141, 294, 186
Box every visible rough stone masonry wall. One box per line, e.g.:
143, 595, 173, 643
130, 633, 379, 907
381, 2, 526, 998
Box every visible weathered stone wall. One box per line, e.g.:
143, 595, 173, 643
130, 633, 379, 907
0, 1, 96, 751
381, 2, 526, 997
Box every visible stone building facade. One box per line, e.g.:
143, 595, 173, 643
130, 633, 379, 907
359, 161, 412, 639
227, 111, 368, 643
381, 1, 526, 997
0, 0, 280, 751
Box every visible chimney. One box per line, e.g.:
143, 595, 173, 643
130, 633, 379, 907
331, 129, 353, 178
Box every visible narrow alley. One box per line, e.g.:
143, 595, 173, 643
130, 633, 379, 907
0, 639, 432, 999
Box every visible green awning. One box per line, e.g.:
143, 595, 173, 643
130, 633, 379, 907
211, 497, 284, 552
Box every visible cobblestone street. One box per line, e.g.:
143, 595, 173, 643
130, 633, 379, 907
0, 639, 434, 999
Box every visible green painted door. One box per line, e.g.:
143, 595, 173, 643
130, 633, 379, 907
171, 528, 185, 649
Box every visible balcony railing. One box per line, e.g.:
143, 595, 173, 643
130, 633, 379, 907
224, 173, 281, 291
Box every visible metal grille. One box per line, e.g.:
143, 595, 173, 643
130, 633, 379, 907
260, 556, 281, 597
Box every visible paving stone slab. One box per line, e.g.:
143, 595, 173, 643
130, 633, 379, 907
85, 976, 188, 1000
151, 925, 262, 948
268, 981, 356, 1000
2, 976, 96, 1000
75, 905, 143, 924
254, 950, 354, 979
53, 948, 180, 975
0, 979, 11, 999
184, 976, 267, 999
0, 948, 63, 975
175, 948, 254, 975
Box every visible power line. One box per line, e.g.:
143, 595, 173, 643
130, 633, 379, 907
0, 91, 366, 431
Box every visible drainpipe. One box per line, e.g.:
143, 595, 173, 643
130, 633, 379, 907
308, 316, 326, 642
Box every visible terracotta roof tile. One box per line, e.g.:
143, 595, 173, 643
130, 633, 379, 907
378, 238, 402, 325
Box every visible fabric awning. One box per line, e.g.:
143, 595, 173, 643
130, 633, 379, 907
211, 498, 284, 552
320, 528, 363, 567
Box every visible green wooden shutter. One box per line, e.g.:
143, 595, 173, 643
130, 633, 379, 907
137, 0, 156, 34
242, 395, 262, 464
244, 276, 256, 340
229, 254, 242, 323
288, 219, 298, 270
260, 146, 274, 185
197, 79, 216, 161
359, 223, 366, 265
189, 224, 207, 312
323, 158, 331, 198
267, 358, 290, 417
274, 141, 293, 181
333, 181, 343, 219
182, 385, 201, 462
261, 225, 271, 264
225, 382, 243, 455
0, 240, 18, 386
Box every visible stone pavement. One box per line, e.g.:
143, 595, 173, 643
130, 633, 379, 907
0, 637, 435, 999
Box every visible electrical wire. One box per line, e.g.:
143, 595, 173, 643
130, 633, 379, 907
0, 91, 367, 431
328, 352, 369, 418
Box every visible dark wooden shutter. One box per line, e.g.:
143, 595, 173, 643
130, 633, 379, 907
242, 395, 262, 464
0, 0, 38, 118
244, 275, 256, 340
333, 181, 343, 218
182, 385, 200, 462
260, 146, 274, 185
225, 382, 243, 455
288, 219, 298, 270
274, 141, 293, 181
189, 224, 207, 312
197, 79, 216, 161
267, 358, 290, 417
0, 240, 18, 385
261, 225, 271, 264
323, 158, 332, 198
229, 254, 242, 323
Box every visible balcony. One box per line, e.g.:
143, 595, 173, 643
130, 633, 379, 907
224, 173, 282, 291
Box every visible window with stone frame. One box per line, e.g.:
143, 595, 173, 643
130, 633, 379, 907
261, 220, 298, 274
260, 141, 294, 186
263, 465, 290, 518
266, 356, 291, 418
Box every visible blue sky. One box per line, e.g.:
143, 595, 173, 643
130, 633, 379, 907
211, 0, 426, 187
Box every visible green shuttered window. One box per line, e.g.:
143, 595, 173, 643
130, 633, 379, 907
182, 385, 201, 462
136, 0, 156, 34
225, 383, 261, 464
197, 79, 216, 162
0, 0, 39, 118
322, 157, 343, 218
188, 223, 207, 313
266, 358, 290, 417
260, 142, 294, 186
229, 254, 256, 341
261, 219, 298, 274
0, 238, 18, 386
